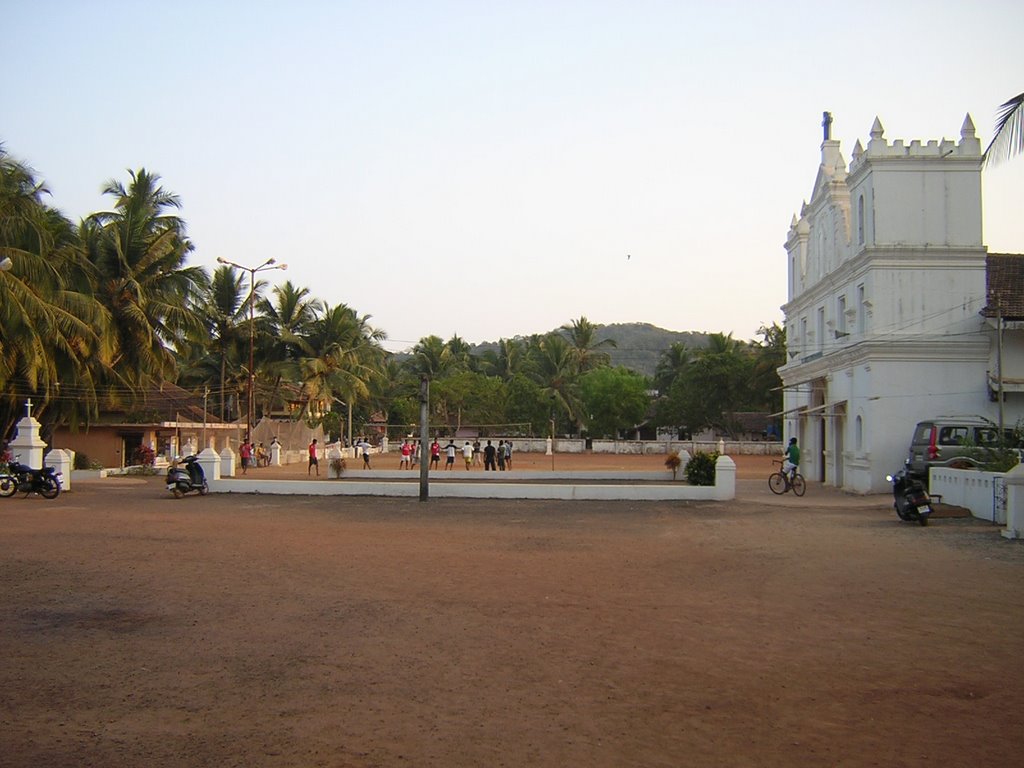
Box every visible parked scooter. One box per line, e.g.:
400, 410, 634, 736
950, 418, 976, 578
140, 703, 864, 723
886, 468, 933, 526
166, 455, 208, 499
0, 459, 62, 499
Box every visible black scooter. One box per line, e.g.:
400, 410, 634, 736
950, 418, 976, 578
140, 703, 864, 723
166, 455, 208, 499
0, 460, 62, 499
886, 468, 932, 526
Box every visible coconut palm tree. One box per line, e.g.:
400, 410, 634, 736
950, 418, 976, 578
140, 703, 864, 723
84, 169, 207, 389
0, 146, 105, 438
561, 315, 615, 373
292, 303, 386, 422
984, 92, 1024, 166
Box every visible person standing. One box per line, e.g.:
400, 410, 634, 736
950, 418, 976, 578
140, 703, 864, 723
462, 441, 474, 470
505, 440, 513, 470
445, 440, 457, 470
399, 439, 412, 469
308, 438, 319, 476
357, 437, 372, 469
497, 440, 506, 471
430, 439, 441, 469
240, 439, 252, 475
483, 440, 497, 471
472, 439, 482, 466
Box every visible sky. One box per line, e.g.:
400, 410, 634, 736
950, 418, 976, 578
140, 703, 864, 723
6, 0, 1024, 353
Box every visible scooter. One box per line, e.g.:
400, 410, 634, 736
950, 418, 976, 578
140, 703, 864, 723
0, 459, 62, 499
885, 468, 932, 526
166, 455, 208, 499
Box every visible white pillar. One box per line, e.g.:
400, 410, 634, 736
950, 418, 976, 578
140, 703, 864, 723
45, 448, 72, 491
199, 447, 221, 481
219, 445, 236, 477
712, 455, 736, 500
1001, 463, 1024, 539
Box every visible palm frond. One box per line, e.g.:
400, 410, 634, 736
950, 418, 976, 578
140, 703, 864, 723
984, 92, 1024, 167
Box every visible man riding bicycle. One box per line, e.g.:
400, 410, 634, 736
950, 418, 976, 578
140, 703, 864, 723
782, 437, 800, 482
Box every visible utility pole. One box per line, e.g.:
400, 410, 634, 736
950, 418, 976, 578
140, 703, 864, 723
418, 376, 430, 501
997, 299, 1005, 433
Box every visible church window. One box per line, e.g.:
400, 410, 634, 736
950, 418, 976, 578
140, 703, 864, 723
857, 195, 865, 245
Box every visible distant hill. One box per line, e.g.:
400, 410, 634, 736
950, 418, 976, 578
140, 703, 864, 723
469, 323, 711, 378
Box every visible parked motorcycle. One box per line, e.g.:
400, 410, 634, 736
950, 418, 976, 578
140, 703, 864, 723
886, 468, 932, 526
166, 455, 208, 499
0, 460, 62, 499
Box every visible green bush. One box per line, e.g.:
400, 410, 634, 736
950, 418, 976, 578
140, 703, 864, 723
685, 450, 718, 486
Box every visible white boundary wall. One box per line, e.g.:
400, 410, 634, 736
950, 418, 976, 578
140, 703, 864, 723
208, 456, 737, 501
928, 468, 1006, 523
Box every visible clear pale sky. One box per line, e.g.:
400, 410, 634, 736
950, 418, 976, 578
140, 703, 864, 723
6, 1, 1023, 352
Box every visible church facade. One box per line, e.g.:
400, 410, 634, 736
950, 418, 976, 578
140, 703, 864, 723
778, 114, 1022, 493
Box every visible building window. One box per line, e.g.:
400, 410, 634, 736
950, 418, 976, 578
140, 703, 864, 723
817, 307, 825, 352
837, 295, 847, 336
800, 317, 808, 354
855, 416, 863, 451
857, 195, 865, 245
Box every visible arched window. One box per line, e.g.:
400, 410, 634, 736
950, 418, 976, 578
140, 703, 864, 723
855, 415, 863, 451
857, 195, 865, 245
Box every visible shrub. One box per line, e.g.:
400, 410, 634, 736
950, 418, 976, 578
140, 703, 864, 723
330, 457, 347, 479
131, 445, 155, 467
685, 450, 718, 486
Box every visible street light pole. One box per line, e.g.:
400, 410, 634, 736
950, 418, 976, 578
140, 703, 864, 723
216, 257, 287, 440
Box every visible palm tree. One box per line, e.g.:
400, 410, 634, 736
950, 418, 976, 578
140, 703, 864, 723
181, 264, 249, 420
561, 315, 615, 373
292, 303, 386, 423
257, 280, 321, 418
0, 147, 105, 438
84, 169, 207, 388
531, 333, 582, 433
984, 92, 1024, 166
653, 342, 691, 394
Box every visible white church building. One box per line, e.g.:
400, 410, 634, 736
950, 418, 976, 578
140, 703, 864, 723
778, 113, 1024, 493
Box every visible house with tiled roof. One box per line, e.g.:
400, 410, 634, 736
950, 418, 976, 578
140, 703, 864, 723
778, 114, 1023, 493
52, 382, 241, 468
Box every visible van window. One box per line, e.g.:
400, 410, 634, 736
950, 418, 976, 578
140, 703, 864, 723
974, 428, 1000, 446
937, 427, 969, 446
913, 424, 934, 443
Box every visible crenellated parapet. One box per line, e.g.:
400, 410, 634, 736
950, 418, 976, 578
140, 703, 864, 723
850, 114, 981, 171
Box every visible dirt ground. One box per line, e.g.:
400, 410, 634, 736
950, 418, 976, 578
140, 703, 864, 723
1, 454, 1023, 767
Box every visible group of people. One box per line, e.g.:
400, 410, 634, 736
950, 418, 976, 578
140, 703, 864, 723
429, 438, 513, 471
238, 438, 271, 475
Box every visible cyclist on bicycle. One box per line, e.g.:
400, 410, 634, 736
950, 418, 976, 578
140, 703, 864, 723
782, 437, 800, 482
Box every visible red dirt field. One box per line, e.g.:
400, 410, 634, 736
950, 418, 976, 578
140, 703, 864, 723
1, 453, 1022, 767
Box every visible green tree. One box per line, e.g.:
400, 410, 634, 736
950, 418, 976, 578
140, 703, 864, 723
291, 303, 386, 423
0, 146, 103, 438
579, 366, 650, 438
561, 315, 615, 373
83, 169, 207, 388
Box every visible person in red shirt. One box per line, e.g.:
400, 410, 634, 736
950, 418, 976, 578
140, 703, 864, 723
430, 439, 441, 469
308, 438, 319, 476
240, 439, 252, 475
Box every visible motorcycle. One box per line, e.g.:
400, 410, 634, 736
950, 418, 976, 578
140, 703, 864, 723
166, 455, 209, 499
0, 460, 62, 499
885, 468, 932, 526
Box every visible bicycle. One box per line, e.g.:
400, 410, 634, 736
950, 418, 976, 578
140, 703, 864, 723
768, 459, 806, 496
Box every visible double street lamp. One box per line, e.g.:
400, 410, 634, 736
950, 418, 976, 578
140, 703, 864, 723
216, 257, 288, 439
